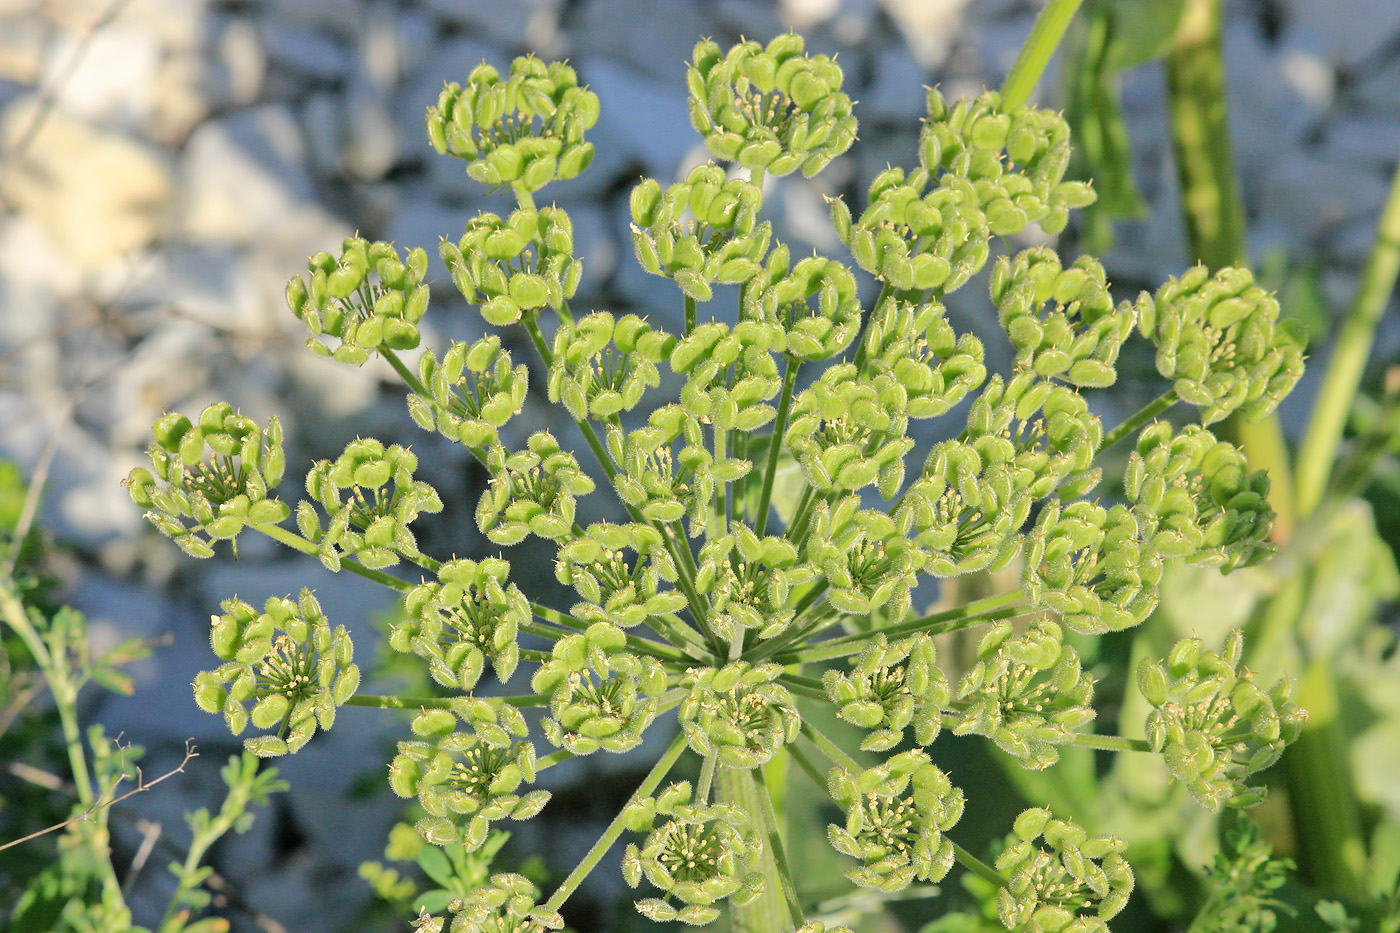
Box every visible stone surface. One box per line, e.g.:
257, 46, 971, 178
179, 105, 315, 244
2, 99, 172, 271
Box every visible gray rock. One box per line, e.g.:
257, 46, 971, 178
421, 0, 564, 51
1281, 0, 1400, 69
862, 45, 930, 123
209, 15, 266, 109
343, 77, 401, 180
260, 22, 351, 81
179, 105, 316, 244
572, 0, 708, 82
43, 23, 162, 129
576, 57, 696, 187
881, 0, 972, 69
1325, 114, 1400, 170
1, 98, 173, 271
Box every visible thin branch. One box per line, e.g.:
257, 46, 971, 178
0, 740, 197, 853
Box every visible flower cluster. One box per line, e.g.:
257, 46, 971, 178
686, 34, 856, 177
389, 558, 528, 691
994, 808, 1134, 933
1138, 630, 1307, 809
1135, 264, 1306, 424
125, 403, 288, 558
427, 56, 598, 194
823, 634, 950, 752
389, 702, 550, 851
130, 31, 1316, 933
826, 750, 964, 891
286, 237, 430, 364
952, 619, 1095, 770
623, 781, 767, 924
298, 438, 443, 571
193, 590, 359, 757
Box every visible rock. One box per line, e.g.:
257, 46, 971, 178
572, 0, 708, 82
0, 14, 43, 84
881, 0, 972, 69
260, 22, 351, 82
421, 0, 564, 51
41, 24, 160, 129
862, 45, 930, 123
150, 51, 211, 145
179, 105, 316, 245
43, 0, 201, 48
576, 57, 696, 190
395, 35, 502, 200
301, 90, 344, 178
1, 98, 172, 271
1325, 114, 1400, 170
343, 77, 401, 180
266, 0, 364, 37
209, 15, 266, 108
1224, 24, 1313, 169
1280, 0, 1400, 69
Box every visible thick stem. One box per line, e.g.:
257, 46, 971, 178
1165, 0, 1296, 541
1000, 0, 1087, 109
716, 766, 792, 932
1295, 157, 1400, 516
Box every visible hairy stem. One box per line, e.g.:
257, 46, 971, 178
1099, 388, 1179, 452
716, 766, 792, 932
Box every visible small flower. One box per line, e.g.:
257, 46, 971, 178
475, 433, 595, 545
858, 295, 987, 420
994, 808, 1133, 933
434, 872, 564, 932
286, 236, 429, 365
629, 163, 770, 302
389, 558, 528, 691
785, 365, 913, 496
990, 248, 1135, 387
125, 403, 288, 559
679, 661, 800, 768
953, 619, 1095, 770
1126, 422, 1276, 573
1138, 630, 1306, 810
427, 56, 599, 194
826, 750, 964, 891
192, 589, 359, 757
823, 634, 950, 752
686, 33, 856, 178
548, 312, 674, 421
555, 523, 686, 629
742, 245, 862, 361
623, 781, 766, 925
693, 524, 807, 641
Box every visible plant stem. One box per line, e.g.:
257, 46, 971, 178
1000, 0, 1086, 109
1295, 157, 1400, 516
256, 523, 415, 592
716, 766, 792, 932
1165, 0, 1296, 540
774, 590, 1026, 665
1099, 388, 1178, 452
799, 720, 861, 774
753, 765, 806, 927
755, 359, 800, 538
951, 840, 1009, 889
542, 730, 688, 912
380, 347, 430, 399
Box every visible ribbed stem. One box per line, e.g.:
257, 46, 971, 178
716, 766, 793, 932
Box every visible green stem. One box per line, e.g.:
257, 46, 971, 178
951, 841, 1009, 890
543, 730, 688, 912
1000, 0, 1087, 109
1099, 389, 1179, 452
774, 590, 1026, 665
524, 609, 688, 663
1165, 0, 1297, 541
1295, 157, 1400, 516
799, 720, 861, 774
755, 359, 800, 538
256, 523, 415, 592
716, 766, 791, 933
685, 295, 697, 335
345, 694, 461, 710
380, 347, 430, 399
753, 766, 806, 927
787, 742, 828, 790
697, 750, 718, 804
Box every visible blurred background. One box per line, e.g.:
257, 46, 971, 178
1, 0, 1398, 930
